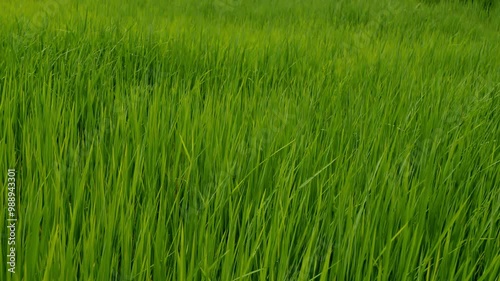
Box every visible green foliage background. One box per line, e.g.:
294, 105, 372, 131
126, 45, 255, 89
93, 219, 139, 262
0, 0, 499, 280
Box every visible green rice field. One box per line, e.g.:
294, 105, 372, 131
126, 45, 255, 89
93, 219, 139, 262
1, 0, 499, 280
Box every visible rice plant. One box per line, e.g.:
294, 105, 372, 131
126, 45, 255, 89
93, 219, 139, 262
0, 0, 499, 280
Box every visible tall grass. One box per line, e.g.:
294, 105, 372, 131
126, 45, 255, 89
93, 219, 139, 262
1, 0, 499, 280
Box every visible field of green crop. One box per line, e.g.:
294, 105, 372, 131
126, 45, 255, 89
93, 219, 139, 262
1, 0, 499, 280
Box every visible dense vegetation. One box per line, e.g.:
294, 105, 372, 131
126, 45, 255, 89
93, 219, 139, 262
1, 0, 499, 280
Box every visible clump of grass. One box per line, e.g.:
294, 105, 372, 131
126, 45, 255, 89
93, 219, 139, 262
422, 0, 496, 11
